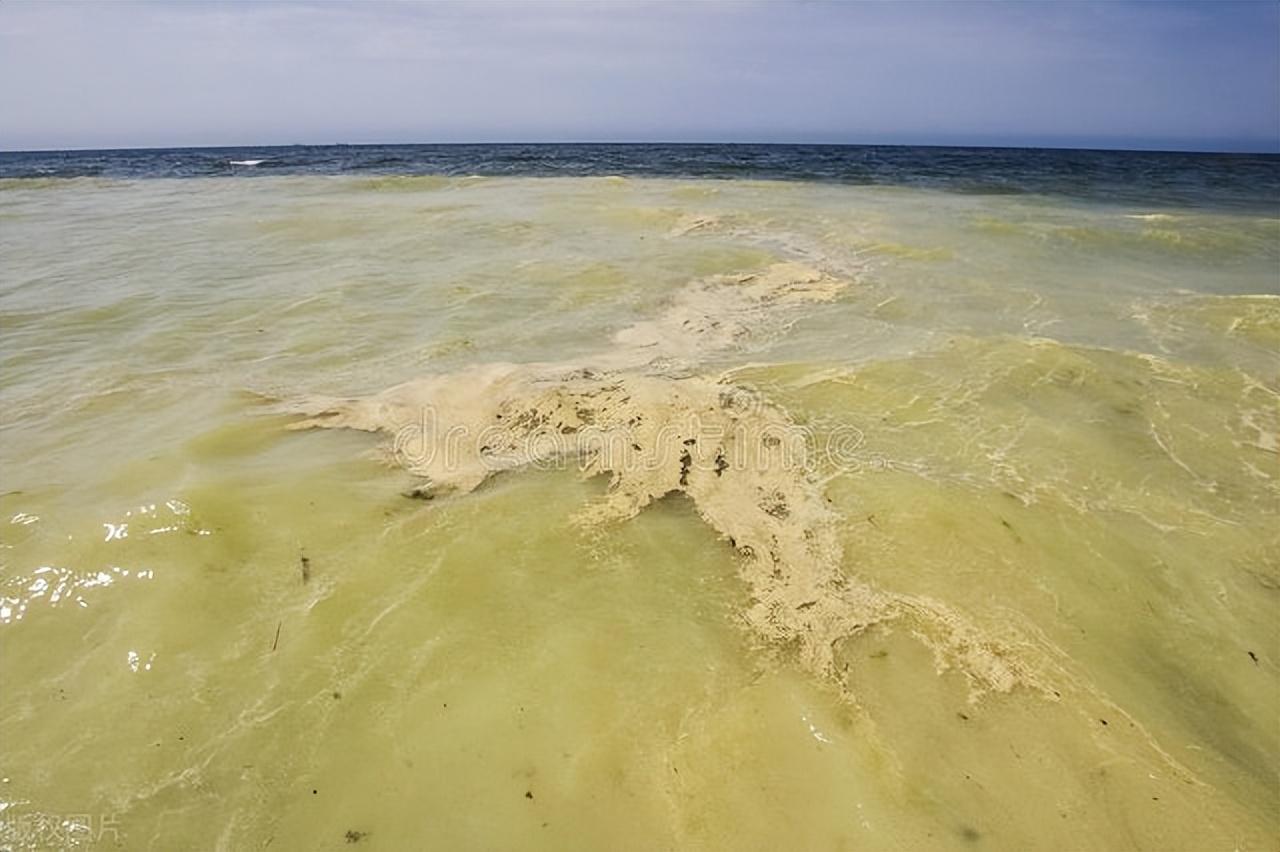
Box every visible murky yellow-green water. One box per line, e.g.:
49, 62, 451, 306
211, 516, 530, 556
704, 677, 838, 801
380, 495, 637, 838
1, 175, 1277, 850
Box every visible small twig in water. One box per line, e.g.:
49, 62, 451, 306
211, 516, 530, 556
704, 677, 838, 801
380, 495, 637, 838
271, 621, 282, 652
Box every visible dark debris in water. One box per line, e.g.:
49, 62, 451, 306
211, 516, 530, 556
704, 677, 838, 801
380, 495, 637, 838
999, 518, 1022, 543
760, 491, 790, 519
403, 484, 436, 501
345, 829, 369, 843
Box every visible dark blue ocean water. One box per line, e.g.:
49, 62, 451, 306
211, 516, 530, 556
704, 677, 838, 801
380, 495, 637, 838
2, 143, 1278, 212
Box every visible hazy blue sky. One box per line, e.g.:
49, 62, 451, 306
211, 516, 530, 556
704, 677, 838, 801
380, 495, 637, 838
2, 0, 1277, 152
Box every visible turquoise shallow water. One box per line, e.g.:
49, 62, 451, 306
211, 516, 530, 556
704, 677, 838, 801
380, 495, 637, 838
0, 157, 1277, 849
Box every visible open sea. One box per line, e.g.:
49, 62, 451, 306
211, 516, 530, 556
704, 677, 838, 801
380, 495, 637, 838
1, 144, 1278, 850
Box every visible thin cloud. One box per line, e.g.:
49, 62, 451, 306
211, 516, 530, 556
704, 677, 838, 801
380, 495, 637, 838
1, 0, 1276, 151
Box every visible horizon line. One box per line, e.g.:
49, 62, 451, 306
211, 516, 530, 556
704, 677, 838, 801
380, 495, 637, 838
3, 138, 1279, 157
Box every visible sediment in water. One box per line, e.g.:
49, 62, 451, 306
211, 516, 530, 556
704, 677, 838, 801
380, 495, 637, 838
284, 261, 1056, 699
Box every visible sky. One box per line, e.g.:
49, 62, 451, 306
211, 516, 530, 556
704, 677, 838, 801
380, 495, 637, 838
1, 0, 1277, 153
